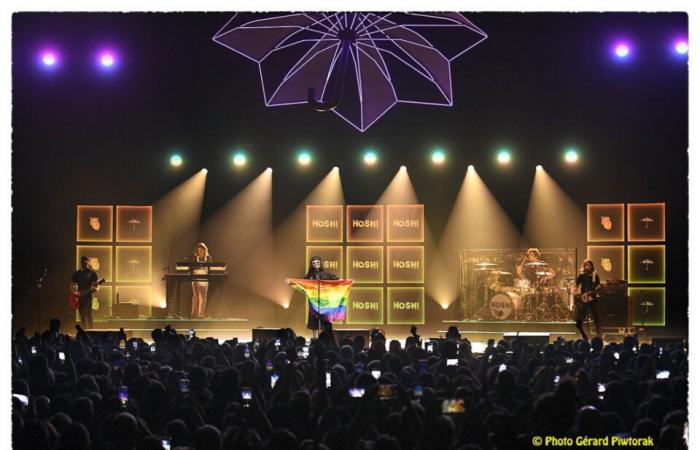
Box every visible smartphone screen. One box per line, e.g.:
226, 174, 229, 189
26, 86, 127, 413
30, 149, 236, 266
553, 375, 560, 385
274, 338, 281, 350
12, 394, 29, 407
31, 346, 36, 355
132, 341, 138, 350
244, 347, 251, 359
118, 385, 128, 405
377, 384, 395, 400
426, 342, 434, 352
150, 343, 156, 353
614, 352, 620, 360
270, 372, 279, 389
414, 385, 423, 397
566, 357, 573, 364
348, 387, 365, 398
266, 360, 273, 371
161, 439, 171, 450
446, 358, 458, 366
241, 387, 252, 405
656, 370, 670, 379
325, 371, 332, 388
371, 370, 381, 379
58, 351, 66, 362
597, 382, 606, 393
178, 378, 190, 394
188, 328, 195, 339
498, 364, 506, 372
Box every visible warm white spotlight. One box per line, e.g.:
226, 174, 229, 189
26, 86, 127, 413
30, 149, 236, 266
202, 168, 208, 174
536, 165, 543, 171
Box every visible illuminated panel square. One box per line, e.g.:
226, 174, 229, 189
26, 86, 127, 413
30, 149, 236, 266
346, 287, 384, 324
76, 245, 113, 282
91, 286, 112, 320
77, 205, 113, 242
628, 245, 665, 284
387, 246, 424, 283
386, 204, 424, 242
587, 246, 625, 282
116, 246, 152, 283
305, 246, 344, 278
115, 285, 153, 316
346, 205, 384, 242
628, 203, 665, 242
116, 206, 153, 242
587, 204, 624, 242
628, 287, 665, 326
306, 205, 343, 242
346, 246, 384, 283
387, 287, 424, 325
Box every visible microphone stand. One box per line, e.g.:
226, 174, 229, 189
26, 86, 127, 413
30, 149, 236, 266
316, 268, 322, 336
36, 268, 48, 332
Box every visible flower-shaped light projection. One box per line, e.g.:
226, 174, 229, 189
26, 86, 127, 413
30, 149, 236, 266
213, 13, 487, 131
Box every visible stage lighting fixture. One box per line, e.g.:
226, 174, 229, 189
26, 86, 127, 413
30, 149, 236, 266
564, 149, 579, 164
202, 168, 208, 174
497, 149, 511, 165
40, 50, 57, 67
674, 40, 688, 55
467, 164, 475, 171
298, 151, 312, 166
283, 303, 290, 309
431, 149, 446, 165
536, 165, 543, 171
170, 154, 183, 167
400, 165, 407, 171
99, 51, 116, 67
363, 151, 378, 166
614, 42, 630, 58
266, 167, 273, 173
232, 152, 247, 167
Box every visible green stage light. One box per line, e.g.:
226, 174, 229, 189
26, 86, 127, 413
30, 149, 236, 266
564, 148, 579, 164
297, 151, 312, 166
232, 151, 247, 167
497, 149, 511, 165
170, 154, 183, 167
431, 149, 446, 165
364, 150, 378, 166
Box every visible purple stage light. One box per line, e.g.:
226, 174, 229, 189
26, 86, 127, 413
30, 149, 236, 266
97, 50, 117, 68
38, 49, 59, 68
613, 42, 631, 58
674, 40, 688, 55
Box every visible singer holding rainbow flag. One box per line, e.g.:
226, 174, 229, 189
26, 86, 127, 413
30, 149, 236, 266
286, 255, 354, 334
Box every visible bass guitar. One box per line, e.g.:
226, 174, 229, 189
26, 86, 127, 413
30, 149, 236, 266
68, 278, 105, 311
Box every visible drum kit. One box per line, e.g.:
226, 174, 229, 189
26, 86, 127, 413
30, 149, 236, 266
471, 259, 573, 321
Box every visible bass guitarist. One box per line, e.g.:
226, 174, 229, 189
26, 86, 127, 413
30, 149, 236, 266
574, 259, 601, 341
71, 256, 99, 329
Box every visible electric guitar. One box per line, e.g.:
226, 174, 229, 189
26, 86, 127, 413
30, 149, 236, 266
574, 283, 605, 306
68, 278, 105, 311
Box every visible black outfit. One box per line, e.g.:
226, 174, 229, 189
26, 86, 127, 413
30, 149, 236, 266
574, 272, 600, 341
305, 267, 338, 331
71, 268, 98, 329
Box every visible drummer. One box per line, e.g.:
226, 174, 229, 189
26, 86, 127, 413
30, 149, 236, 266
516, 248, 556, 284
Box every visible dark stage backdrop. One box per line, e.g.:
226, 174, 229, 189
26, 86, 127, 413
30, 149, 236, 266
11, 12, 688, 337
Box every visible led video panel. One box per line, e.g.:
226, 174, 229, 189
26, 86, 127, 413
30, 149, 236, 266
587, 204, 624, 242
587, 245, 625, 282
76, 245, 113, 282
628, 245, 665, 284
387, 246, 424, 283
346, 246, 384, 283
306, 205, 343, 242
77, 205, 113, 242
628, 287, 665, 326
116, 206, 153, 242
346, 287, 384, 324
305, 246, 344, 278
386, 204, 424, 242
116, 246, 152, 283
628, 203, 665, 242
387, 287, 424, 324
347, 205, 384, 243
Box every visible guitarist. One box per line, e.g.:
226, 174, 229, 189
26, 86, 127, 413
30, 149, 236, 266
574, 259, 601, 341
71, 256, 99, 329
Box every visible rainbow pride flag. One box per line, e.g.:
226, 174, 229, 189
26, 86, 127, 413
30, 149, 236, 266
288, 278, 354, 322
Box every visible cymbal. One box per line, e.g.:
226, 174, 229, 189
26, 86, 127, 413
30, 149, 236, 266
524, 260, 549, 267
495, 271, 512, 275
475, 262, 497, 267
535, 271, 554, 276
474, 267, 496, 272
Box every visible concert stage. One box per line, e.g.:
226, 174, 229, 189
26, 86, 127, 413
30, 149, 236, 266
90, 317, 249, 340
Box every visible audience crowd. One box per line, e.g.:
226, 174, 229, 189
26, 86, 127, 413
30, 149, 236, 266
11, 320, 688, 449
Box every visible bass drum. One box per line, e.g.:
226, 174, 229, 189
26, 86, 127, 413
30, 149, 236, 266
489, 291, 521, 320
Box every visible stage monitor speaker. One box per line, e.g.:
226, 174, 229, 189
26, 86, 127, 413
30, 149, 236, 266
112, 303, 139, 319
503, 332, 550, 346
334, 329, 370, 344
252, 328, 282, 344
150, 306, 168, 318
598, 291, 630, 328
